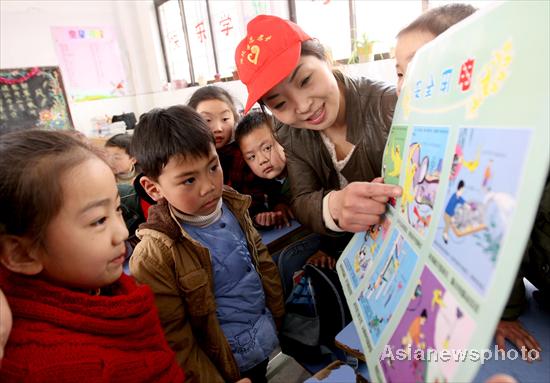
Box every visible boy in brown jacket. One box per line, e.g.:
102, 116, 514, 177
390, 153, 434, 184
129, 105, 284, 383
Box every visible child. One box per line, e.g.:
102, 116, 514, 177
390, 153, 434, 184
105, 133, 138, 184
0, 130, 183, 382
129, 105, 284, 383
187, 85, 282, 228
395, 3, 477, 96
235, 111, 293, 228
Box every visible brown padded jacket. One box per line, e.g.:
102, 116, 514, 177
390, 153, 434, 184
276, 71, 397, 235
130, 186, 284, 383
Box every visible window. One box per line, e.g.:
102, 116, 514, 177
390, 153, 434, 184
294, 0, 352, 61
155, 0, 288, 85
181, 1, 217, 83
155, 1, 492, 85
209, 1, 289, 79
156, 0, 192, 83
354, 1, 422, 57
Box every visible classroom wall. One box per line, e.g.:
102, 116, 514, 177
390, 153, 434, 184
1, 0, 396, 136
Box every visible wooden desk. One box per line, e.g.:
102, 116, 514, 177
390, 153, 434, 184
334, 281, 549, 382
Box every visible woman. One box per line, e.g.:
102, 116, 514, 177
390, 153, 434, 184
235, 15, 402, 238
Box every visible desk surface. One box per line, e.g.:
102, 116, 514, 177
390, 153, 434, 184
335, 281, 550, 382
258, 219, 301, 244
258, 219, 307, 255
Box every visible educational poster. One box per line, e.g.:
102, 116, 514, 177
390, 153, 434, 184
382, 126, 408, 185
51, 26, 128, 102
337, 3, 549, 382
380, 267, 475, 383
433, 128, 531, 294
357, 231, 418, 344
342, 217, 392, 290
400, 126, 449, 236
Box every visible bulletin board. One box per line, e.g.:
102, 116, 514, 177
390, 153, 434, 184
337, 2, 549, 382
0, 66, 73, 134
51, 26, 128, 102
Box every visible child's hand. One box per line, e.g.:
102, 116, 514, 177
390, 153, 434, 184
254, 211, 289, 229
495, 319, 541, 362
273, 203, 294, 227
306, 250, 336, 270
0, 288, 13, 360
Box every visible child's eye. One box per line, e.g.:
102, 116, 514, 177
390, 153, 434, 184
397, 72, 404, 78
182, 177, 195, 185
263, 144, 273, 153
91, 217, 107, 227
247, 154, 255, 161
300, 75, 311, 87
273, 101, 285, 110
210, 164, 219, 172
223, 117, 231, 122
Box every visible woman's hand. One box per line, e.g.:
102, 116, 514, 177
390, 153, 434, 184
495, 319, 541, 362
328, 178, 402, 233
0, 288, 13, 360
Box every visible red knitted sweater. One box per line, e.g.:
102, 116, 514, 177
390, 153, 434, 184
0, 268, 184, 382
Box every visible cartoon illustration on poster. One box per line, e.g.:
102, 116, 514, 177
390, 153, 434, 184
401, 126, 449, 236
336, 3, 549, 382
383, 126, 408, 185
357, 231, 418, 344
380, 267, 476, 383
433, 128, 531, 294
343, 218, 393, 289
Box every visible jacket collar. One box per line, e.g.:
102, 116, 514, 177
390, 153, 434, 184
139, 186, 251, 242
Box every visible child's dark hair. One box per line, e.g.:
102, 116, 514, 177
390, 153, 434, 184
0, 130, 106, 244
458, 180, 465, 190
105, 133, 133, 155
397, 4, 477, 38
234, 111, 275, 145
187, 85, 239, 122
131, 105, 215, 181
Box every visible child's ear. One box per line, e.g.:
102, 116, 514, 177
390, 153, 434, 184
140, 176, 164, 202
0, 236, 43, 275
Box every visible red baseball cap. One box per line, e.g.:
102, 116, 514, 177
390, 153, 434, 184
235, 15, 311, 113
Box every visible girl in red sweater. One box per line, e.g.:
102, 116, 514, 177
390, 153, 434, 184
0, 130, 184, 382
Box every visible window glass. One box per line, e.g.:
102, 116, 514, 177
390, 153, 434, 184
157, 0, 191, 83
209, 0, 290, 78
355, 0, 422, 57
182, 1, 217, 83
295, 0, 351, 61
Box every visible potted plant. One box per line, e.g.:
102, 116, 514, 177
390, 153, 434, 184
348, 33, 377, 64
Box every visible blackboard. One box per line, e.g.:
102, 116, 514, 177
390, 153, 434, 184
0, 66, 73, 135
